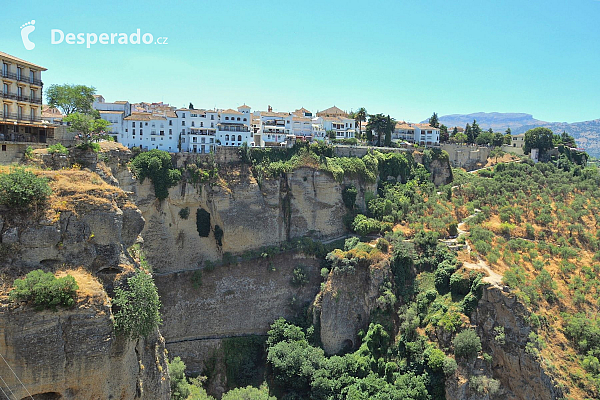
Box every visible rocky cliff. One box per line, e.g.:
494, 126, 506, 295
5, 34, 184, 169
132, 166, 376, 273
445, 285, 564, 400
0, 166, 170, 399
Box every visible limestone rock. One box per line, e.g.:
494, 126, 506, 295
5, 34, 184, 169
2, 227, 18, 244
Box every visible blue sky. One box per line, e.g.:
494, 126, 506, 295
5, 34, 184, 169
2, 0, 599, 123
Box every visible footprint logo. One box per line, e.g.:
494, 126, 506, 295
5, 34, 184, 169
20, 20, 36, 50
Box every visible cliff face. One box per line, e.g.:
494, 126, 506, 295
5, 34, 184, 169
314, 259, 391, 355
155, 251, 322, 396
133, 166, 375, 273
0, 166, 170, 399
0, 298, 169, 400
445, 285, 564, 400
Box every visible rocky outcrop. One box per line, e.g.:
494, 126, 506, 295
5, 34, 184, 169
315, 259, 391, 355
155, 252, 321, 372
445, 285, 564, 400
0, 297, 169, 399
133, 166, 376, 273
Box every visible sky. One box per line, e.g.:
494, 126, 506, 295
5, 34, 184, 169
2, 0, 599, 123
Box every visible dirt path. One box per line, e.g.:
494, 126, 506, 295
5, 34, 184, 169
454, 209, 504, 287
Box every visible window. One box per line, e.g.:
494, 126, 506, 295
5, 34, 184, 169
132, 122, 136, 127
200, 122, 203, 127
211, 115, 214, 120
2, 83, 7, 94
201, 137, 205, 143
225, 135, 229, 141
133, 129, 136, 134
30, 108, 35, 120
2, 63, 7, 76
140, 129, 143, 135
237, 117, 240, 121
243, 118, 247, 121
151, 138, 156, 142
182, 121, 185, 126
18, 106, 23, 119
145, 122, 148, 126
169, 129, 172, 134
1, 145, 5, 151
191, 121, 195, 127
238, 135, 242, 141
30, 70, 34, 82
17, 67, 22, 80
193, 137, 197, 143
225, 117, 229, 120
17, 87, 22, 97
182, 113, 185, 118
169, 120, 172, 126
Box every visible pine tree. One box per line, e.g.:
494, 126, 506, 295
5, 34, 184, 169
429, 112, 439, 128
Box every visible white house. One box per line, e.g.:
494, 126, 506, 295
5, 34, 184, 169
258, 111, 293, 145
319, 116, 356, 140
216, 108, 252, 147
414, 124, 440, 146
93, 96, 132, 142
176, 108, 218, 153
123, 112, 178, 152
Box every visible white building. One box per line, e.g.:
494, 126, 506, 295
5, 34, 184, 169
414, 124, 440, 146
216, 107, 252, 147
319, 116, 356, 140
93, 96, 131, 141
257, 111, 293, 146
122, 112, 178, 152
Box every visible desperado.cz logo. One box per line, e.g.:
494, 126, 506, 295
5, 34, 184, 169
51, 29, 168, 48
19, 20, 168, 50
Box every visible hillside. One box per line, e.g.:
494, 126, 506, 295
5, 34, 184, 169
428, 112, 600, 157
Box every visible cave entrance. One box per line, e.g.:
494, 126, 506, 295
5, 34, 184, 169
25, 393, 62, 400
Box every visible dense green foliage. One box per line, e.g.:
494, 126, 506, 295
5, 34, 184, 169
453, 330, 482, 359
47, 143, 69, 155
0, 168, 52, 210
113, 270, 162, 339
9, 270, 78, 310
130, 150, 181, 200
223, 336, 267, 389
169, 356, 191, 400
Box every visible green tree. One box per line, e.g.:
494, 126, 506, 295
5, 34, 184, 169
429, 112, 439, 128
168, 357, 191, 400
113, 270, 162, 339
471, 120, 482, 143
130, 149, 182, 200
440, 124, 449, 142
453, 329, 482, 359
451, 131, 467, 144
221, 386, 275, 400
505, 127, 511, 135
452, 126, 458, 136
492, 132, 505, 147
46, 83, 96, 115
366, 113, 389, 147
524, 127, 554, 155
464, 123, 473, 143
384, 115, 395, 147
355, 107, 367, 139
62, 112, 111, 146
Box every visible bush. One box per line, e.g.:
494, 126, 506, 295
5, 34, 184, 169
291, 266, 309, 287
178, 207, 190, 220
453, 329, 482, 359
344, 236, 360, 251
376, 238, 390, 253
9, 269, 78, 310
168, 356, 191, 400
0, 168, 52, 210
450, 271, 471, 295
214, 225, 224, 247
47, 143, 69, 155
342, 185, 358, 210
222, 386, 275, 400
113, 270, 162, 339
130, 149, 181, 200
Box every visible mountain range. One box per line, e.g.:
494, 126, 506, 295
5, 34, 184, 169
423, 112, 600, 157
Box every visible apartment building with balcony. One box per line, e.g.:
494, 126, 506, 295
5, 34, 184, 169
179, 108, 218, 154
123, 112, 178, 152
0, 51, 53, 145
414, 123, 440, 146
258, 111, 293, 146
318, 116, 356, 140
216, 107, 252, 147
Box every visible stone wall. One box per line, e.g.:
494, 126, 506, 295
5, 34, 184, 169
442, 143, 491, 170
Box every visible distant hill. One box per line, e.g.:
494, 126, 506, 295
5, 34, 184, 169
426, 112, 600, 157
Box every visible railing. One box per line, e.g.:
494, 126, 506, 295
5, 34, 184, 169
1, 92, 42, 104
1, 71, 43, 86
0, 111, 42, 122
1, 71, 17, 80
217, 126, 249, 132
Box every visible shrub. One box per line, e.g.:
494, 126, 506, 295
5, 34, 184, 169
376, 238, 390, 253
191, 270, 202, 288
342, 185, 358, 210
130, 149, 181, 200
178, 207, 190, 220
453, 329, 482, 359
291, 266, 309, 287
47, 143, 69, 155
450, 271, 471, 296
113, 270, 162, 339
214, 225, 224, 247
0, 168, 52, 210
344, 236, 360, 251
442, 357, 458, 376
9, 269, 78, 310
168, 356, 191, 400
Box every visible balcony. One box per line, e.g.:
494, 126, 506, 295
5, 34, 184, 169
217, 125, 249, 132
1, 70, 17, 80
0, 111, 42, 123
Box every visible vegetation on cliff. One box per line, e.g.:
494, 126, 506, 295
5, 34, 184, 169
9, 269, 78, 310
0, 167, 51, 210
130, 149, 182, 200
